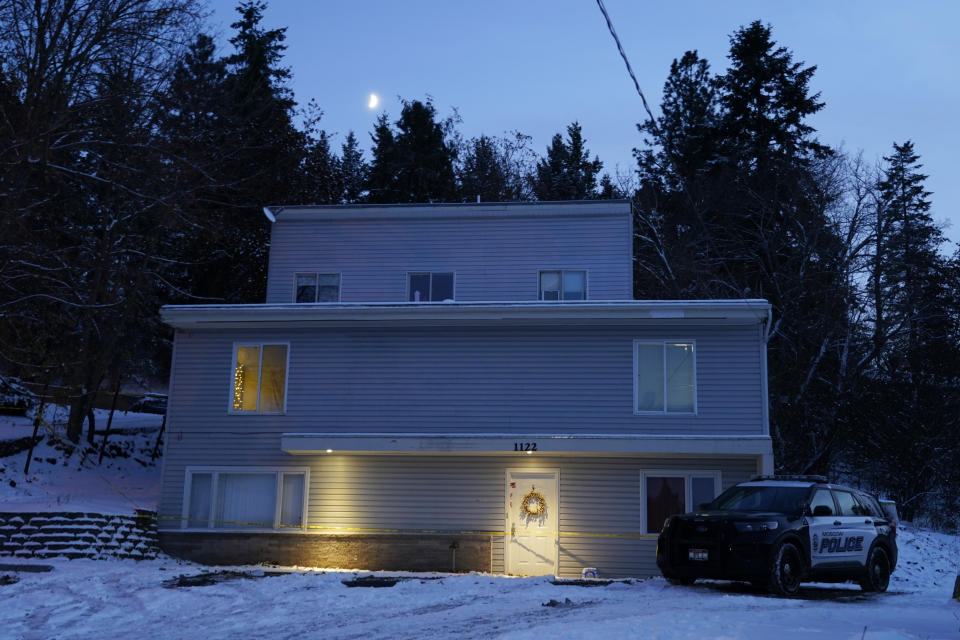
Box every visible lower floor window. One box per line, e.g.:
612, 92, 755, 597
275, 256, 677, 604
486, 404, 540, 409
184, 467, 307, 530
643, 471, 720, 534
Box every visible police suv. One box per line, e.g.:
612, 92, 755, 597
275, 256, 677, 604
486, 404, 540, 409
655, 476, 898, 596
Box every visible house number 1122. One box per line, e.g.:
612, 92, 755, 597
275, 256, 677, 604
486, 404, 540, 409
514, 442, 537, 451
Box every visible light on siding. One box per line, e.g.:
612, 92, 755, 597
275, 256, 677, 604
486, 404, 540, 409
525, 450, 533, 455
326, 449, 333, 454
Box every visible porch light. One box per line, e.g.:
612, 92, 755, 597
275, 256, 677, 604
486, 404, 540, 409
326, 449, 333, 453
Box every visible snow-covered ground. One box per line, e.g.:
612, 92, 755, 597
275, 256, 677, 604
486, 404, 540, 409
1, 409, 959, 639
0, 407, 162, 514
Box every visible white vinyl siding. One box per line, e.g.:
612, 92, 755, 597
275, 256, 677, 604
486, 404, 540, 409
181, 467, 309, 531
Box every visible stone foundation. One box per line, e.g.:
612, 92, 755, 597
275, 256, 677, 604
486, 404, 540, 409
159, 531, 492, 572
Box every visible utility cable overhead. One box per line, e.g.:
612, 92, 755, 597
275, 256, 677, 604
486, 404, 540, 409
594, 0, 660, 138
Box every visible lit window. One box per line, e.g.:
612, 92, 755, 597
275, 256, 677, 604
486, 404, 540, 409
183, 468, 308, 530
232, 343, 288, 413
539, 270, 586, 301
643, 472, 719, 533
634, 341, 695, 413
408, 272, 454, 302
295, 273, 340, 303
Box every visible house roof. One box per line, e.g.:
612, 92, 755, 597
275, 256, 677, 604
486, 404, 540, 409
262, 200, 632, 223
160, 299, 771, 330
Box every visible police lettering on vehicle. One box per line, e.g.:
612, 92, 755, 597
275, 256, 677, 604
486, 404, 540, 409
819, 535, 864, 553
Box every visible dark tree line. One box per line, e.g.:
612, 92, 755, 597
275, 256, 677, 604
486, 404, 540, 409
633, 21, 959, 524
1, 4, 956, 525
0, 1, 617, 445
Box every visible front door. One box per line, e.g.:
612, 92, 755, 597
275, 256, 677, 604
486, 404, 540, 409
506, 469, 558, 576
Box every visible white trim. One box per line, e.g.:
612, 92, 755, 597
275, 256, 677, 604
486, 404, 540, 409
180, 465, 310, 532
633, 340, 698, 415
267, 200, 632, 223
162, 300, 772, 329
639, 469, 721, 535
504, 468, 559, 576
281, 433, 772, 456
228, 341, 290, 415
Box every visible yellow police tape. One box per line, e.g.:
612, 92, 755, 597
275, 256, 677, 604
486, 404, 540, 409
156, 514, 660, 539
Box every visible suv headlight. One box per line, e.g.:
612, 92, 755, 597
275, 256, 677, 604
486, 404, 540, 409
734, 521, 779, 533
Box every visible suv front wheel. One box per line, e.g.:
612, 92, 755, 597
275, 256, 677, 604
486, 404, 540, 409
860, 546, 891, 592
769, 541, 803, 596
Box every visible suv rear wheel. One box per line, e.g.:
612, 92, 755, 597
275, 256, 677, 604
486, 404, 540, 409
860, 546, 891, 592
769, 541, 803, 596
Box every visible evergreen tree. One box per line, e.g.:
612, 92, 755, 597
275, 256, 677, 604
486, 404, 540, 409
169, 2, 304, 304
855, 142, 959, 521
340, 131, 367, 203
366, 99, 458, 203
367, 113, 399, 203
531, 122, 603, 200
634, 22, 851, 475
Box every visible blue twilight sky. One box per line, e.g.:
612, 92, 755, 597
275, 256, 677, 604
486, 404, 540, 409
204, 0, 959, 246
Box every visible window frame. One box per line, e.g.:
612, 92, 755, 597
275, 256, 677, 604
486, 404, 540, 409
406, 271, 456, 302
633, 339, 697, 415
537, 269, 588, 301
180, 466, 310, 532
293, 272, 341, 303
228, 342, 290, 415
640, 470, 721, 535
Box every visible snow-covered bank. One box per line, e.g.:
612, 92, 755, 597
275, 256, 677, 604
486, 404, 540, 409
0, 408, 162, 514
1, 526, 958, 640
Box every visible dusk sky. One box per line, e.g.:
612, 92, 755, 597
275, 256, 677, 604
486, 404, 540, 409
205, 0, 959, 246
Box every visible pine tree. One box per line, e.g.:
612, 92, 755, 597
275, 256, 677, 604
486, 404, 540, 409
366, 99, 458, 203
633, 22, 851, 475
340, 131, 367, 203
531, 122, 603, 200
855, 142, 959, 520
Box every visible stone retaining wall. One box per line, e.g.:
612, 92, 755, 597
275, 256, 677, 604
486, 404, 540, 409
0, 511, 160, 560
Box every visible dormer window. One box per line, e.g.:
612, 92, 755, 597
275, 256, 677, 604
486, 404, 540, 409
408, 272, 454, 302
295, 273, 340, 303
539, 270, 586, 301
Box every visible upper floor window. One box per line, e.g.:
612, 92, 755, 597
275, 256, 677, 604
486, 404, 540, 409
295, 273, 340, 303
408, 272, 454, 302
231, 343, 289, 414
634, 341, 696, 414
539, 270, 586, 301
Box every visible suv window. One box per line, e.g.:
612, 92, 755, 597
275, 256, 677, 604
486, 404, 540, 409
809, 489, 834, 516
857, 492, 885, 519
708, 485, 809, 514
833, 490, 864, 516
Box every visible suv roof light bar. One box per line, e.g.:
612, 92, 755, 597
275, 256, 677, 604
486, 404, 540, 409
749, 474, 828, 483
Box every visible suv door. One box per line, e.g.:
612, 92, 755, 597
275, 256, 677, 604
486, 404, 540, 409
829, 490, 876, 567
808, 488, 840, 568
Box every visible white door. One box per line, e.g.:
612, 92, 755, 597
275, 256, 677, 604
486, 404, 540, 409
506, 470, 558, 576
